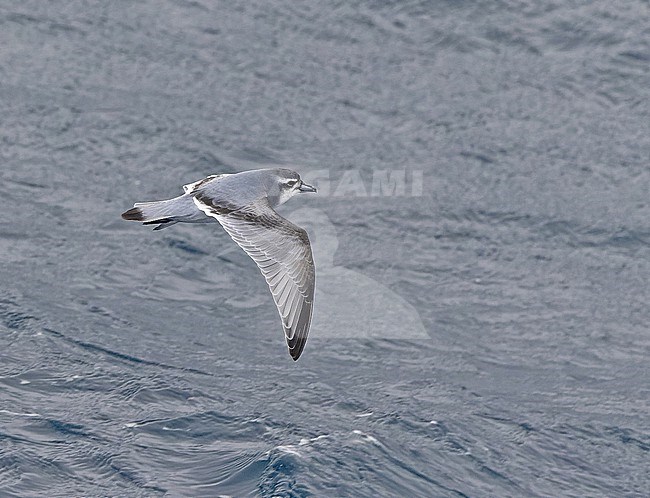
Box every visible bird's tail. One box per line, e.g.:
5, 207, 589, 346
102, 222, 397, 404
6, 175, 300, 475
121, 195, 204, 230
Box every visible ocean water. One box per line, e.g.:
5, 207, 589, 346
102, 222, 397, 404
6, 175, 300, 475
1, 1, 649, 496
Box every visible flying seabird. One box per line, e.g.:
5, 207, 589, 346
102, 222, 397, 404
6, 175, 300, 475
121, 168, 317, 360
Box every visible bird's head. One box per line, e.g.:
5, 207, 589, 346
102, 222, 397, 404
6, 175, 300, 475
269, 169, 317, 206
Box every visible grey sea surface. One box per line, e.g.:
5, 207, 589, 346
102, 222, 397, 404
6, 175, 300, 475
1, 1, 649, 496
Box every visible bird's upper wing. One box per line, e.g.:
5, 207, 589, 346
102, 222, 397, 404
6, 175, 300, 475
193, 194, 315, 360
182, 174, 228, 194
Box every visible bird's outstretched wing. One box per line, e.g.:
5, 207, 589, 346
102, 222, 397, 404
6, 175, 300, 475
193, 194, 315, 360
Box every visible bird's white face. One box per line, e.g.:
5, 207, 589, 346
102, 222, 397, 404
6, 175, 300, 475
278, 177, 301, 204
275, 175, 317, 205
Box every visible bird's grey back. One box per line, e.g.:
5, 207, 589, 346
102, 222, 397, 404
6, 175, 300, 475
195, 169, 298, 209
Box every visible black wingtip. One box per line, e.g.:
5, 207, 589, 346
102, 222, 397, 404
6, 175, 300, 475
289, 337, 307, 361
121, 207, 144, 221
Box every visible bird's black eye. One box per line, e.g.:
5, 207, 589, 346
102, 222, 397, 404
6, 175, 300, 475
286, 179, 298, 187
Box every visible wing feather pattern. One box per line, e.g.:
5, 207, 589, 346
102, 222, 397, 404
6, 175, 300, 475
193, 195, 315, 360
